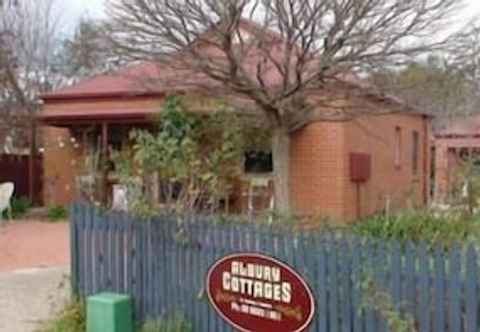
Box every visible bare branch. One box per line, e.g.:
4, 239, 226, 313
106, 0, 464, 211
107, 0, 462, 129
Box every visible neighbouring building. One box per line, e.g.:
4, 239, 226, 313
433, 115, 480, 204
38, 21, 431, 223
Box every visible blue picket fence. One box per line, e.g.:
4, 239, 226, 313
70, 203, 480, 331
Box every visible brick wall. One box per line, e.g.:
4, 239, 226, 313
290, 122, 347, 219
290, 113, 430, 222
342, 114, 429, 221
42, 126, 80, 205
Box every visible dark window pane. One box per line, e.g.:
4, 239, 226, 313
412, 131, 419, 174
245, 151, 273, 174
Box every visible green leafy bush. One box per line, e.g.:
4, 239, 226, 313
113, 95, 270, 216
47, 205, 68, 221
36, 300, 86, 332
352, 210, 479, 247
137, 316, 193, 332
2, 196, 32, 219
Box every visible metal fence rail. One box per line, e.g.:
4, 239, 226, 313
70, 203, 479, 332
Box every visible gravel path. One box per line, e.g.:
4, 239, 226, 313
0, 221, 71, 332
0, 266, 70, 332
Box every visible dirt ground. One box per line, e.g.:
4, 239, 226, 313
0, 220, 70, 332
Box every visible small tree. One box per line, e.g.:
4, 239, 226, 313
113, 96, 260, 215
107, 0, 463, 213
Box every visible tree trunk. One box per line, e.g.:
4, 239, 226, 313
272, 126, 291, 214
28, 114, 37, 205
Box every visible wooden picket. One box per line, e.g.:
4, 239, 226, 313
70, 203, 480, 331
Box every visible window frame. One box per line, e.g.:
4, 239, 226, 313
394, 126, 402, 169
412, 130, 420, 175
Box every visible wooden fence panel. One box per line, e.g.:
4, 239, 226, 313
70, 203, 480, 332
465, 245, 478, 332
404, 241, 416, 319
418, 243, 431, 332
448, 245, 462, 332
433, 246, 446, 332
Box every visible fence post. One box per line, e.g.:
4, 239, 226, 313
418, 242, 431, 332
69, 203, 79, 297
448, 244, 461, 332
433, 245, 445, 332
465, 244, 478, 332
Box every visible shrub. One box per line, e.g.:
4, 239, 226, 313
2, 196, 32, 219
352, 210, 479, 247
36, 300, 86, 332
47, 205, 68, 221
138, 316, 193, 332
112, 95, 270, 217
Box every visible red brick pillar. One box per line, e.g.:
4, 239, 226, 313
434, 140, 449, 204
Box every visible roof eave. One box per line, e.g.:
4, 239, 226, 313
40, 91, 166, 102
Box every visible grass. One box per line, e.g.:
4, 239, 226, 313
47, 205, 68, 221
2, 196, 32, 219
352, 209, 480, 247
36, 300, 86, 332
137, 316, 193, 332
37, 299, 192, 332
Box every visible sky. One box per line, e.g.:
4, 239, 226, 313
63, 0, 480, 32
64, 0, 106, 21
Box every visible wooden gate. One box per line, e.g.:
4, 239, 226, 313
0, 154, 43, 205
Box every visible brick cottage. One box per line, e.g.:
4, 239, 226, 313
37, 21, 431, 223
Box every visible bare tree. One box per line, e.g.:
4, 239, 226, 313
0, 0, 64, 200
448, 22, 480, 107
107, 0, 462, 212
369, 56, 476, 120
59, 18, 124, 79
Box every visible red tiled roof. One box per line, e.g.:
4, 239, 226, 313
40, 18, 426, 119
41, 62, 167, 100
40, 18, 294, 101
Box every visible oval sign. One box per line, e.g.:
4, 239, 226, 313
206, 253, 315, 332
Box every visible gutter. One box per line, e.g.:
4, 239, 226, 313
40, 91, 166, 102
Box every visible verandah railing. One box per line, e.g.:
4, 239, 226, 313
70, 202, 480, 332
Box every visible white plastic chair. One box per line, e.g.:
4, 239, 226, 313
112, 184, 128, 212
0, 182, 14, 222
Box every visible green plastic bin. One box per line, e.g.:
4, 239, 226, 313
87, 293, 133, 332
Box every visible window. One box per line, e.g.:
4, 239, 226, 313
395, 127, 402, 168
245, 151, 273, 174
412, 131, 420, 175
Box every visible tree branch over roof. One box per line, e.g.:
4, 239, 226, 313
106, 0, 463, 212
106, 0, 462, 129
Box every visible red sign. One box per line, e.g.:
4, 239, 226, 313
206, 253, 315, 332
